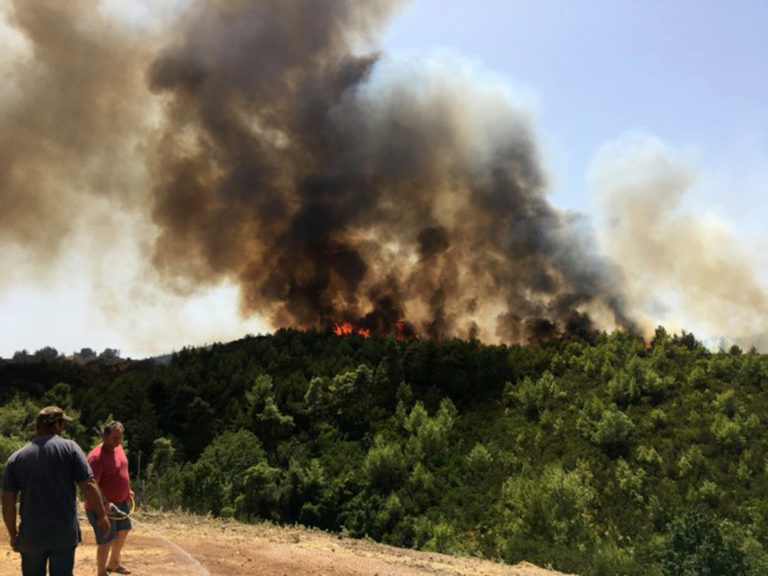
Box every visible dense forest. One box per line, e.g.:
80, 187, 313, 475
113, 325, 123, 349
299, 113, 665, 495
2, 328, 767, 575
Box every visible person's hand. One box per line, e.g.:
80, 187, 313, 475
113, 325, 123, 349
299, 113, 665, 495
129, 489, 135, 499
97, 513, 111, 536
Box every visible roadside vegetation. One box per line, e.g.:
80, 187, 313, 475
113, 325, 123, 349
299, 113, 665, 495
1, 328, 765, 575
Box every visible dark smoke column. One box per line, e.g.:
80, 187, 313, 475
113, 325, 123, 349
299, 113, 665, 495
147, 0, 637, 343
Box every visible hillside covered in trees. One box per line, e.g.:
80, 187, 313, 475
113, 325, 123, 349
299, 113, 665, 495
2, 328, 767, 575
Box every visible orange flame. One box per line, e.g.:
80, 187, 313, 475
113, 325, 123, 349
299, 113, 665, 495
333, 322, 354, 336
332, 320, 417, 341
333, 321, 370, 338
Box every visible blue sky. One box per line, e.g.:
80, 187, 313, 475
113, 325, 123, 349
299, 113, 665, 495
382, 0, 768, 223
1, 0, 767, 358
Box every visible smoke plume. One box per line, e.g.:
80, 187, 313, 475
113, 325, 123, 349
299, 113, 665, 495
143, 0, 639, 341
0, 0, 152, 263
590, 133, 768, 343
1, 0, 643, 348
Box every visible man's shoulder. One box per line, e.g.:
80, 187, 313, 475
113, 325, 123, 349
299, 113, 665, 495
5, 441, 32, 466
10, 438, 48, 458
3, 441, 39, 479
87, 443, 104, 460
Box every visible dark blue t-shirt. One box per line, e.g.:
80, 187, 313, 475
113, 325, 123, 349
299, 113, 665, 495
2, 435, 93, 553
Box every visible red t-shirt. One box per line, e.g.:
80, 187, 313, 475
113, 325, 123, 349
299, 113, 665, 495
85, 443, 131, 508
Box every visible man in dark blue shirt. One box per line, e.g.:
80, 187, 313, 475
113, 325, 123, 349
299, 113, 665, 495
2, 406, 110, 576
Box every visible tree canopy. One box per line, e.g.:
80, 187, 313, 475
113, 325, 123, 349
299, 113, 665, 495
2, 328, 768, 575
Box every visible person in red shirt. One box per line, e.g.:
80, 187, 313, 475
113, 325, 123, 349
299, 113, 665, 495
85, 421, 134, 576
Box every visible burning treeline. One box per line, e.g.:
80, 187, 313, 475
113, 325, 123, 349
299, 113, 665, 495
0, 0, 641, 344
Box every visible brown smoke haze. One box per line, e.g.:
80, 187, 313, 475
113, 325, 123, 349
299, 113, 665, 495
1, 0, 765, 354
590, 133, 768, 344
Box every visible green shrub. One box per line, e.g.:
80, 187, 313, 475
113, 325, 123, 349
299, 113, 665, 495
660, 508, 747, 576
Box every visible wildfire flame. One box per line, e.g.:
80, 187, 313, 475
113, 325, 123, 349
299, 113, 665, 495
332, 320, 416, 341
333, 322, 370, 338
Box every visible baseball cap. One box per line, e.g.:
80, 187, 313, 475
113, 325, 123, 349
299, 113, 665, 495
36, 406, 73, 425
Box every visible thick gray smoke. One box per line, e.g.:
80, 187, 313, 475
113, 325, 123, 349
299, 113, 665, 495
145, 0, 638, 341
1, 0, 639, 345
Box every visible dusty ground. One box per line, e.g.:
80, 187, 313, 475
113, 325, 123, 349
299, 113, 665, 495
0, 510, 573, 576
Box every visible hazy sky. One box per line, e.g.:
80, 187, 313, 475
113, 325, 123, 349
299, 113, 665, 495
381, 0, 768, 350
1, 0, 767, 358
383, 0, 768, 224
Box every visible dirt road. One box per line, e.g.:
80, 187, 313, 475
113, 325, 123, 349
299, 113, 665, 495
0, 510, 573, 576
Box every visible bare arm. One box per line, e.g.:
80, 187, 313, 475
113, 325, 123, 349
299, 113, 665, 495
78, 478, 111, 536
2, 491, 18, 550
